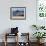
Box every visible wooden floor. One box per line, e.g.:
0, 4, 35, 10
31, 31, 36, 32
0, 42, 46, 46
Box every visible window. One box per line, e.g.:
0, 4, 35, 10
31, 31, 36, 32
37, 0, 46, 18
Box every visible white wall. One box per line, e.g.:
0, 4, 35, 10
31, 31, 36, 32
0, 0, 37, 42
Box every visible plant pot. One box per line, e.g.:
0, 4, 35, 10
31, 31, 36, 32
37, 39, 40, 43
37, 39, 45, 44
40, 38, 45, 43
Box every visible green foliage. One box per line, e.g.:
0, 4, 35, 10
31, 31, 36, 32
40, 26, 45, 29
32, 25, 37, 28
39, 13, 44, 17
32, 25, 39, 30
33, 32, 46, 39
39, 3, 46, 17
32, 25, 45, 30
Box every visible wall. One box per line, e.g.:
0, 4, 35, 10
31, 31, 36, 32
0, 0, 37, 42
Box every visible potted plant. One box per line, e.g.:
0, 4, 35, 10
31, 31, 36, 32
33, 32, 46, 43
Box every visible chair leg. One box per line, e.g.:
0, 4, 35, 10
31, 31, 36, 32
4, 41, 7, 46
4, 33, 7, 46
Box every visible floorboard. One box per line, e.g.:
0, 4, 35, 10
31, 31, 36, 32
0, 42, 46, 46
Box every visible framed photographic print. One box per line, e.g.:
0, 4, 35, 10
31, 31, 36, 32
10, 7, 26, 20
